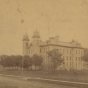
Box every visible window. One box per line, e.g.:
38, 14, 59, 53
60, 48, 61, 53
63, 49, 64, 54
70, 50, 71, 54
79, 50, 80, 54
48, 47, 49, 51
76, 50, 77, 54
44, 48, 45, 53
70, 57, 71, 61
40, 48, 41, 53
32, 49, 34, 53
31, 49, 32, 54
67, 49, 68, 54
45, 56, 46, 59
70, 62, 71, 66
76, 57, 77, 61
46, 48, 47, 52
67, 56, 68, 61
79, 57, 80, 61
81, 50, 84, 56
46, 55, 47, 59
58, 49, 59, 52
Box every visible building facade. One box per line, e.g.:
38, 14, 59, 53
23, 30, 85, 70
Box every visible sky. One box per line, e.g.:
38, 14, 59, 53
0, 0, 88, 55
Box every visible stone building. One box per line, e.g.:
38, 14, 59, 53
23, 30, 85, 70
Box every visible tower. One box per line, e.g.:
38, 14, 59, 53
30, 30, 41, 56
32, 30, 40, 46
22, 33, 29, 55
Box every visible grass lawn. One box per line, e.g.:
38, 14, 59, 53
0, 69, 88, 83
0, 75, 76, 88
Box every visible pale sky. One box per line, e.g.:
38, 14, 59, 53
0, 0, 88, 55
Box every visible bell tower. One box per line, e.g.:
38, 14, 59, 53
22, 33, 29, 55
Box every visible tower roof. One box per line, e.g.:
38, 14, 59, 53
23, 33, 29, 41
32, 30, 40, 38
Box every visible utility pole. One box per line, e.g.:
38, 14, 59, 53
22, 56, 24, 76
22, 40, 24, 76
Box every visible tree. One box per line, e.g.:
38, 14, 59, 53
15, 55, 22, 69
2, 55, 15, 69
0, 55, 8, 69
82, 53, 88, 69
10, 55, 23, 69
20, 55, 32, 69
32, 54, 43, 69
47, 49, 63, 71
0, 55, 23, 70
8, 55, 16, 68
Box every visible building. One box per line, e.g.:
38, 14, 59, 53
84, 48, 88, 55
23, 30, 85, 70
83, 48, 88, 70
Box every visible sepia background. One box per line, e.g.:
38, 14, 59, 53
0, 0, 88, 55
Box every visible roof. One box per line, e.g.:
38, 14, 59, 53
40, 41, 84, 49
